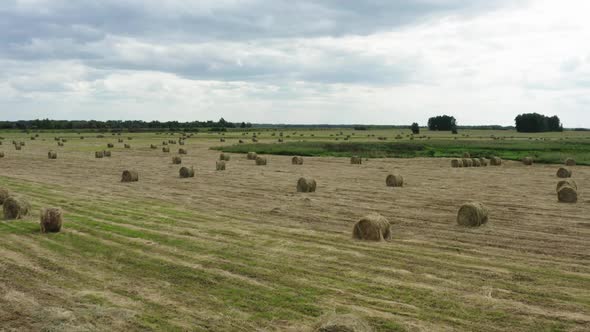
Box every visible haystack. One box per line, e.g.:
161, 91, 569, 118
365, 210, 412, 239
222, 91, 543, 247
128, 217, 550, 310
490, 157, 502, 166
313, 314, 372, 332
472, 158, 481, 167
107, 143, 114, 148
0, 188, 8, 204
162, 141, 168, 146
451, 159, 462, 168
352, 213, 391, 241
121, 170, 139, 182
124, 144, 131, 149
48, 151, 57, 159
556, 167, 572, 178
103, 150, 111, 157
150, 144, 157, 149
557, 179, 577, 192
95, 151, 104, 158
15, 145, 21, 150
172, 156, 182, 164
162, 147, 170, 153
58, 142, 64, 147
247, 152, 257, 160
3, 196, 31, 219
178, 148, 187, 155
350, 156, 362, 165
558, 185, 577, 203
462, 158, 473, 167
179, 167, 195, 178
522, 157, 533, 165
118, 138, 124, 143
220, 153, 230, 161
385, 174, 403, 187
292, 156, 304, 165
297, 178, 316, 193
220, 138, 226, 142
255, 156, 267, 165
216, 161, 226, 171
0, 151, 5, 158
40, 208, 63, 233
457, 202, 489, 227
463, 152, 471, 158
479, 158, 488, 166
565, 158, 576, 166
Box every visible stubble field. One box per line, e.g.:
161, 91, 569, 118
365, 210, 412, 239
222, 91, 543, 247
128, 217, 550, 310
0, 131, 589, 331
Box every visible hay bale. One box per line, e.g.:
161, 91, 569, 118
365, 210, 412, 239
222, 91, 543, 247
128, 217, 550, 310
457, 202, 489, 227
472, 158, 481, 167
121, 170, 139, 182
558, 185, 577, 203
247, 152, 257, 160
162, 147, 170, 153
118, 138, 124, 143
0, 152, 5, 158
40, 208, 63, 233
15, 145, 21, 150
479, 158, 488, 166
462, 158, 473, 167
216, 161, 226, 171
352, 213, 391, 241
463, 152, 471, 158
556, 167, 572, 178
57, 142, 64, 147
179, 167, 195, 178
124, 144, 131, 149
451, 159, 462, 168
557, 179, 577, 192
47, 151, 57, 159
239, 140, 244, 144
255, 156, 267, 165
565, 158, 576, 166
385, 174, 403, 187
314, 314, 372, 332
220, 153, 230, 161
103, 150, 111, 157
107, 143, 114, 148
297, 178, 317, 193
150, 144, 157, 149
172, 156, 182, 164
350, 156, 362, 164
179, 140, 185, 145
220, 138, 226, 142
3, 196, 31, 220
0, 188, 8, 205
162, 141, 168, 146
292, 156, 304, 165
95, 151, 104, 158
178, 148, 187, 155
522, 157, 533, 165
490, 156, 502, 166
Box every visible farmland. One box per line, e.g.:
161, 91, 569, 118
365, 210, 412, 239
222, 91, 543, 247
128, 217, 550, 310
0, 129, 589, 331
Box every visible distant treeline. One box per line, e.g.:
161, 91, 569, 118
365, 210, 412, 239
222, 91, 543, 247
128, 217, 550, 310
0, 118, 239, 131
515, 113, 562, 133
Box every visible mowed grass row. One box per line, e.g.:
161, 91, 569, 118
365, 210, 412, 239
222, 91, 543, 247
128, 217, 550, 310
1, 175, 588, 331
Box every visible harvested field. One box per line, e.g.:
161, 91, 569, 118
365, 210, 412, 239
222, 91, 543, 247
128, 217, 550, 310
0, 134, 588, 331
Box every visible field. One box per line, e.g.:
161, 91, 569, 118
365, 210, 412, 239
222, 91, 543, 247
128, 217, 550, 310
0, 129, 589, 331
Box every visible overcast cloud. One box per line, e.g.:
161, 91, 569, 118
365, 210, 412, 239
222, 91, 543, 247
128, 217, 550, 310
1, 0, 589, 126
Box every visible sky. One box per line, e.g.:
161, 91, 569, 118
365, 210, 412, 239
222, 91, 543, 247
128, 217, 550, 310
1, 0, 589, 127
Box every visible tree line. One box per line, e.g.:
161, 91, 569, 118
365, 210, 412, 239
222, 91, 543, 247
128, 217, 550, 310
0, 118, 244, 131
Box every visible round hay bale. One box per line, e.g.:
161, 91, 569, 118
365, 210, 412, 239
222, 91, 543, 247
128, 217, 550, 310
220, 138, 226, 142
150, 144, 157, 149
556, 167, 572, 178
216, 160, 226, 171
0, 188, 9, 205
178, 148, 187, 155
297, 178, 316, 193
557, 179, 577, 192
522, 157, 533, 165
255, 156, 267, 165
162, 141, 168, 146
479, 158, 488, 166
162, 147, 170, 153
3, 196, 31, 220
172, 156, 182, 164
385, 174, 403, 187
239, 140, 244, 144
48, 151, 57, 159
40, 207, 63, 233
179, 167, 195, 178
118, 138, 124, 143
462, 158, 473, 167
220, 153, 230, 161
179, 140, 185, 145
565, 158, 576, 166
451, 159, 462, 168
57, 142, 64, 147
558, 185, 577, 203
292, 156, 304, 165
314, 314, 372, 332
352, 213, 391, 241
124, 144, 131, 149
103, 150, 111, 157
457, 202, 488, 227
350, 156, 362, 165
247, 152, 257, 160
0, 152, 4, 158
15, 145, 21, 150
463, 152, 471, 158
490, 156, 502, 166
95, 151, 104, 158
107, 143, 114, 148
472, 158, 481, 167
121, 170, 139, 182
